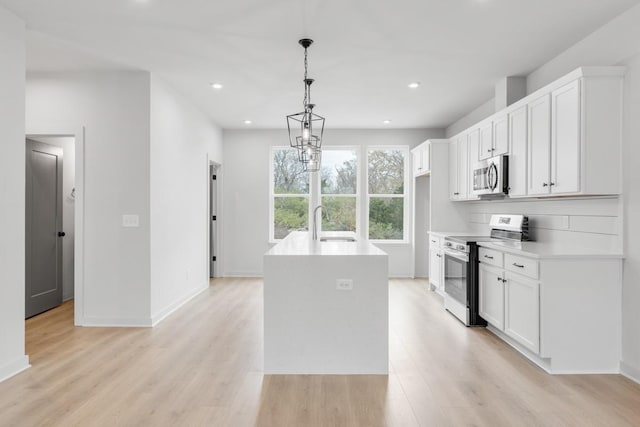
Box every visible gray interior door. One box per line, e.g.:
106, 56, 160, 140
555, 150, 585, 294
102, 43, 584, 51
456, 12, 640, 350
25, 139, 63, 318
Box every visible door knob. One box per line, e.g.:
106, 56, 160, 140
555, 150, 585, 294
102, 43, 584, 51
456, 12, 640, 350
58, 231, 66, 237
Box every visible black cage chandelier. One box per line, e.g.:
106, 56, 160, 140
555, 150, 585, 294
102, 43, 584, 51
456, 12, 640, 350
286, 38, 325, 173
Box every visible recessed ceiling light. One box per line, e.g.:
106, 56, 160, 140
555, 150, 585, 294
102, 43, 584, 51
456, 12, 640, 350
383, 120, 392, 124
408, 82, 421, 89
210, 83, 223, 90
243, 120, 252, 125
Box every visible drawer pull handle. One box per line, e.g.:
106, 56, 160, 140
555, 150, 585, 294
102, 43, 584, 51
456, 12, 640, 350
513, 263, 525, 268
484, 255, 494, 260
497, 277, 504, 282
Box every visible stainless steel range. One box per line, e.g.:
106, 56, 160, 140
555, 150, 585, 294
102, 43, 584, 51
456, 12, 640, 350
443, 214, 529, 326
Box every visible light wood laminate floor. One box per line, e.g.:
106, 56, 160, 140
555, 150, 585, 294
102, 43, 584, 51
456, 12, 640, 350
1, 278, 639, 426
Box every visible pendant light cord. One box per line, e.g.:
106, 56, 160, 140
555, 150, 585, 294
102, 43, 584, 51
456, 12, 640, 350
303, 46, 309, 110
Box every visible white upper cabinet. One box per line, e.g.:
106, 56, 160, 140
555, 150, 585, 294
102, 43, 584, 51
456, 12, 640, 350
449, 135, 469, 200
478, 114, 508, 161
458, 136, 469, 200
467, 130, 481, 200
528, 94, 552, 196
493, 114, 509, 156
508, 105, 528, 197
450, 67, 624, 201
478, 121, 494, 160
411, 142, 430, 177
449, 138, 459, 200
551, 80, 580, 195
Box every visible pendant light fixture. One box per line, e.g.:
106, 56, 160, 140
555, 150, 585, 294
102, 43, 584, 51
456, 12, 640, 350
286, 38, 325, 173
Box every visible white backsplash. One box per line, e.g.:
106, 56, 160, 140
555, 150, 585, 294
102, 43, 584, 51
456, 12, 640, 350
465, 196, 622, 252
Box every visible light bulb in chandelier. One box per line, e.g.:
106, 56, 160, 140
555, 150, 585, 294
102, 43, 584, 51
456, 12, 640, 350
302, 122, 310, 143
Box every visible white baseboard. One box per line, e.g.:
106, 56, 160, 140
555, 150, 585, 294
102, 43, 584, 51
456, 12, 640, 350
621, 361, 640, 384
80, 317, 153, 327
223, 272, 264, 278
151, 282, 209, 326
0, 355, 30, 383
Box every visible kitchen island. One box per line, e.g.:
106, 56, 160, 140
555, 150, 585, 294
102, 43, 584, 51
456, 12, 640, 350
263, 231, 388, 374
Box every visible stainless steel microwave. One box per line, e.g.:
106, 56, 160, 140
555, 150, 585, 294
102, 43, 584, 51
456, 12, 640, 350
473, 155, 509, 196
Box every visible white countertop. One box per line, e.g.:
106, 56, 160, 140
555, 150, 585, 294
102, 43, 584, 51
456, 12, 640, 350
428, 230, 480, 238
265, 231, 387, 256
478, 240, 624, 260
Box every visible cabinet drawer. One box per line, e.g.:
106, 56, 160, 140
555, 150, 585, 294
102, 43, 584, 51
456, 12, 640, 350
504, 253, 539, 280
429, 235, 443, 249
479, 247, 503, 268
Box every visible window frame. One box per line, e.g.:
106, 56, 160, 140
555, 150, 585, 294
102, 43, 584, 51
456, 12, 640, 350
365, 145, 410, 243
269, 146, 311, 243
317, 145, 361, 236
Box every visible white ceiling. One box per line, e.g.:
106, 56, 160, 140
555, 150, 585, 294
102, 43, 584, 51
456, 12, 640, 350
3, 0, 639, 129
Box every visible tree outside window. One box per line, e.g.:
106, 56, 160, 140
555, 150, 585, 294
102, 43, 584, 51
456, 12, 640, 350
320, 149, 358, 233
272, 148, 309, 240
367, 148, 407, 240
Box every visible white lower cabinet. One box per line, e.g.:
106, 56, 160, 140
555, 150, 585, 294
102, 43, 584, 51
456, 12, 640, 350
429, 247, 443, 294
479, 264, 504, 330
477, 246, 622, 373
504, 272, 540, 354
480, 260, 540, 353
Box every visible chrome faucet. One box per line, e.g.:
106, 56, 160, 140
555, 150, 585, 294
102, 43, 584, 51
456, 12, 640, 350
312, 205, 328, 241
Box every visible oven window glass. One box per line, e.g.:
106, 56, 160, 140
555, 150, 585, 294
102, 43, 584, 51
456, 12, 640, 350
444, 254, 467, 305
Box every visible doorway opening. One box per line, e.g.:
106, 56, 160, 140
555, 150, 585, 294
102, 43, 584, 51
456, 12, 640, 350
25, 133, 80, 321
209, 163, 220, 278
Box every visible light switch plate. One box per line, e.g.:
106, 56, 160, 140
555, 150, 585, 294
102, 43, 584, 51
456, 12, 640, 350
336, 279, 353, 291
122, 214, 140, 228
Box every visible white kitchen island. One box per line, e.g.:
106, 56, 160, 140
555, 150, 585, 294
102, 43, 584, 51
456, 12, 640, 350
263, 231, 389, 374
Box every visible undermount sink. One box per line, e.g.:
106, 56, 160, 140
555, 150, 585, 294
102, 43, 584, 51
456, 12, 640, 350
319, 236, 357, 242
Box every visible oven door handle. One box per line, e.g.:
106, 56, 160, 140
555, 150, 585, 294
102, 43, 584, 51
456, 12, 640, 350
443, 248, 469, 263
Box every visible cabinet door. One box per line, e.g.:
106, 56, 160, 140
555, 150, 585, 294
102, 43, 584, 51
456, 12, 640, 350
551, 80, 581, 194
422, 144, 430, 174
528, 94, 551, 196
479, 264, 504, 330
449, 139, 459, 200
479, 122, 494, 160
412, 149, 423, 177
508, 106, 528, 197
429, 249, 442, 289
467, 129, 480, 165
458, 136, 468, 200
467, 131, 480, 200
493, 114, 509, 156
505, 273, 539, 354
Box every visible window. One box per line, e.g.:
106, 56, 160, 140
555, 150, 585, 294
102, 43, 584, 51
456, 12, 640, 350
271, 147, 309, 241
367, 147, 408, 241
320, 148, 358, 233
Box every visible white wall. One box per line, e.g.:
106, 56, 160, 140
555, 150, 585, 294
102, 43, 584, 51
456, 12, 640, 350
30, 136, 76, 301
445, 98, 495, 138
27, 71, 153, 326
149, 75, 223, 323
0, 6, 29, 382
222, 128, 444, 278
